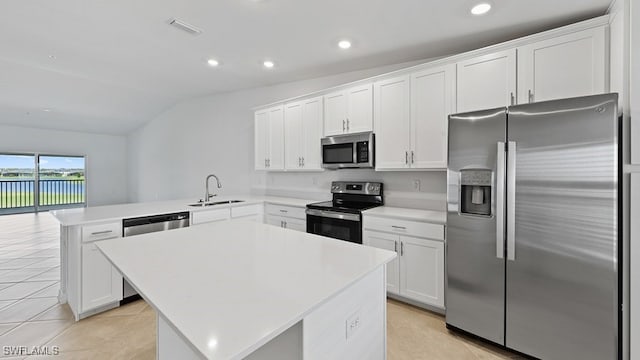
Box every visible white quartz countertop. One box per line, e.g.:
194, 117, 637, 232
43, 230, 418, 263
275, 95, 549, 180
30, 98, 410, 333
50, 195, 321, 226
95, 220, 396, 360
362, 206, 446, 224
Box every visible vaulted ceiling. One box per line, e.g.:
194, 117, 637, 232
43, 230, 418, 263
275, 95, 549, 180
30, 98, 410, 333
0, 0, 611, 134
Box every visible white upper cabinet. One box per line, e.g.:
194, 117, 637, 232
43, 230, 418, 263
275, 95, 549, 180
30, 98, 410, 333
254, 105, 284, 170
346, 83, 374, 133
410, 64, 456, 169
374, 64, 455, 170
457, 49, 517, 113
284, 101, 303, 170
324, 83, 373, 136
517, 27, 606, 104
374, 75, 411, 169
323, 91, 347, 136
254, 110, 269, 170
267, 106, 285, 170
284, 96, 323, 170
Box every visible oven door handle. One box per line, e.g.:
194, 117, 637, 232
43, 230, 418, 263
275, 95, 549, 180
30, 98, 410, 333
305, 209, 361, 222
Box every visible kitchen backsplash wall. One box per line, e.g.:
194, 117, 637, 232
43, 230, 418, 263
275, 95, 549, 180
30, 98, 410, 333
252, 170, 446, 210
128, 57, 447, 210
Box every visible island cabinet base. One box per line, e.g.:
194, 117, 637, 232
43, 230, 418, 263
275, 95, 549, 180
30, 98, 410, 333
157, 266, 387, 360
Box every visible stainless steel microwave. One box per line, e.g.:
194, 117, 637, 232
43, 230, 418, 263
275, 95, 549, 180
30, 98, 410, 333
321, 131, 375, 169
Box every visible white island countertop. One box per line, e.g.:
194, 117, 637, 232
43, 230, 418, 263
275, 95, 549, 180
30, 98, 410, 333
95, 220, 396, 360
50, 195, 322, 226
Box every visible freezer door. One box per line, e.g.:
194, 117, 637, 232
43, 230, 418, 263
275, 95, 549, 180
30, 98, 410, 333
505, 94, 619, 359
446, 108, 507, 345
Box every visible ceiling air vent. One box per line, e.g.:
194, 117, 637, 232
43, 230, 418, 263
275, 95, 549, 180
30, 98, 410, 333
168, 18, 202, 36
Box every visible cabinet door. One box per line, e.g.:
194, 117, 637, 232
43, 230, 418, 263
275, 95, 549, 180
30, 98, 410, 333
347, 83, 373, 133
267, 105, 285, 170
301, 96, 324, 170
81, 243, 122, 312
284, 101, 303, 170
400, 235, 444, 308
364, 231, 400, 294
324, 91, 347, 136
266, 215, 284, 228
282, 218, 306, 232
410, 64, 456, 169
374, 76, 411, 170
254, 110, 269, 170
457, 49, 516, 113
518, 27, 606, 104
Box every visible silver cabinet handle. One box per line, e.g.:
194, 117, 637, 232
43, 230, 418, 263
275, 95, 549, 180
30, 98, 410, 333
264, 159, 267, 168
391, 225, 406, 230
283, 221, 287, 228
510, 92, 515, 105
528, 90, 534, 103
507, 141, 517, 261
411, 151, 415, 164
298, 157, 301, 167
496, 142, 506, 259
267, 159, 270, 168
279, 209, 288, 213
346, 118, 350, 131
400, 241, 404, 256
301, 157, 304, 167
91, 230, 113, 235
405, 151, 408, 165
394, 241, 398, 253
280, 220, 284, 227
343, 119, 346, 132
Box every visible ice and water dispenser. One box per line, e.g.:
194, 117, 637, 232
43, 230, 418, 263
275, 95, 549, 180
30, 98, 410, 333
459, 169, 492, 216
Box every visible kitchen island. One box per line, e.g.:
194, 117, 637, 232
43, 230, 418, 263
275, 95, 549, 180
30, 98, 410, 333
95, 220, 396, 359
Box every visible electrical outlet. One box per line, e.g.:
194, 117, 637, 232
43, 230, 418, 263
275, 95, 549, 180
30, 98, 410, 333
345, 311, 361, 339
413, 179, 421, 191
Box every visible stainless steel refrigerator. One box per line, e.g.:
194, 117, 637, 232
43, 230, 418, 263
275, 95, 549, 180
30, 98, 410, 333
446, 94, 620, 360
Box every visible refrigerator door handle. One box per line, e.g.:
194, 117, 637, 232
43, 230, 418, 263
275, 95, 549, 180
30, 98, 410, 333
507, 141, 517, 261
496, 142, 506, 259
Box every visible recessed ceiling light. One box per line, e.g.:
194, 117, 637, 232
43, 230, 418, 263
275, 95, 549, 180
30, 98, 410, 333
338, 40, 352, 49
207, 59, 220, 67
471, 3, 491, 15
48, 55, 56, 60
42, 109, 51, 112
263, 60, 275, 69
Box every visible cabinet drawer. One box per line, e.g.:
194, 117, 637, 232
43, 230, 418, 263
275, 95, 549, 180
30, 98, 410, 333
192, 208, 230, 225
82, 222, 122, 243
363, 216, 444, 241
265, 203, 306, 219
231, 204, 263, 218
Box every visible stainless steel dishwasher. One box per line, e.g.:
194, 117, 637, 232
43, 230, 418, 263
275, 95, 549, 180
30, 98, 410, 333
121, 211, 190, 302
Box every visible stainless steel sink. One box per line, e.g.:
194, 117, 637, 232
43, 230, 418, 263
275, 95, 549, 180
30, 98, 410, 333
188, 200, 245, 207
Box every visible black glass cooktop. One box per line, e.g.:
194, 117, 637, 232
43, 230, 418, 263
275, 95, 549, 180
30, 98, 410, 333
306, 200, 381, 214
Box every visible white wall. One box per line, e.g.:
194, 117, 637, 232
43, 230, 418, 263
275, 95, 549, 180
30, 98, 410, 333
128, 59, 446, 210
0, 125, 128, 206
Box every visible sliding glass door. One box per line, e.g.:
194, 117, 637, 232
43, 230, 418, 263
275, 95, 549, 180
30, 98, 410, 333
0, 153, 86, 214
0, 154, 35, 213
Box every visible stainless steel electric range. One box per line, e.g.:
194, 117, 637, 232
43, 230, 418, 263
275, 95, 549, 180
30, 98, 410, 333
306, 181, 383, 244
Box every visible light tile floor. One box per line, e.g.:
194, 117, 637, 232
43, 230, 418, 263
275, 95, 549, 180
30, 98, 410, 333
0, 212, 523, 359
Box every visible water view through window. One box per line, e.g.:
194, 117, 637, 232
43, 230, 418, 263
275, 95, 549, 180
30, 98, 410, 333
0, 153, 85, 214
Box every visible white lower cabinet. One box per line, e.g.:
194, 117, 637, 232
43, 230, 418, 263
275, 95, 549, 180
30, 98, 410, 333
265, 203, 306, 232
363, 216, 445, 309
81, 242, 122, 313
364, 231, 400, 294
192, 208, 231, 225
399, 235, 444, 307
266, 215, 306, 232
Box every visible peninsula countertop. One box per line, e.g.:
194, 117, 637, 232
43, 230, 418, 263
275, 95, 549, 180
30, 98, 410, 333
95, 220, 396, 359
50, 195, 321, 226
